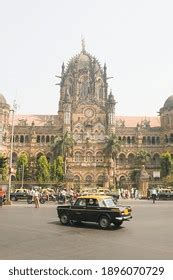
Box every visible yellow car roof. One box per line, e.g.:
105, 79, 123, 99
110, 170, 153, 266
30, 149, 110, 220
78, 195, 110, 200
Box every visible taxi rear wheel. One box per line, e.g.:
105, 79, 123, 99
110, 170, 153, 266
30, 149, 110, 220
60, 212, 70, 225
99, 215, 110, 229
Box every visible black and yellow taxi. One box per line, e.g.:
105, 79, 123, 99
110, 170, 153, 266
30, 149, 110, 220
57, 195, 132, 229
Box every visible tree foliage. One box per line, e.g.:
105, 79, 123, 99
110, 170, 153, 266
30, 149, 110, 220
160, 152, 172, 178
36, 155, 50, 183
16, 152, 29, 181
135, 150, 151, 165
50, 156, 64, 181
0, 153, 8, 181
52, 132, 75, 158
104, 134, 121, 160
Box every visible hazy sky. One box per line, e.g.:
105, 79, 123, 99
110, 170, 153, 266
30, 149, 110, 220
0, 0, 173, 116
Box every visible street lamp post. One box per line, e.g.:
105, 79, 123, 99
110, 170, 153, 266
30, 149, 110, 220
21, 162, 24, 188
6, 108, 15, 204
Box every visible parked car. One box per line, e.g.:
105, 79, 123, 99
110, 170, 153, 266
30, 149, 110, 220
157, 188, 173, 200
10, 189, 29, 201
57, 195, 132, 229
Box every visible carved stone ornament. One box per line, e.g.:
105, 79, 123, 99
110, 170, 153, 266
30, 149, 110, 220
84, 108, 94, 118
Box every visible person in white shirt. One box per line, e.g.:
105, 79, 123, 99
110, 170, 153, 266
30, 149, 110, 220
34, 190, 40, 208
151, 188, 157, 204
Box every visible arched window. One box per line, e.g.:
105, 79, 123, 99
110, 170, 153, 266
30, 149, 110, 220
20, 135, 24, 143
147, 136, 151, 144
25, 135, 29, 143
74, 175, 80, 182
75, 152, 82, 162
46, 135, 50, 143
15, 135, 19, 142
128, 153, 135, 164
50, 136, 54, 143
96, 152, 103, 162
132, 136, 135, 144
97, 175, 104, 186
156, 136, 160, 144
119, 176, 127, 189
142, 136, 146, 144
86, 152, 92, 162
153, 154, 160, 165
122, 136, 126, 144
152, 136, 155, 145
37, 135, 40, 143
46, 152, 53, 163
127, 136, 131, 144
165, 134, 168, 144
85, 175, 93, 183
41, 135, 45, 143
118, 153, 126, 166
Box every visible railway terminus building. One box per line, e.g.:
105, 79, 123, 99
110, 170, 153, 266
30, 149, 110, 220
0, 44, 173, 189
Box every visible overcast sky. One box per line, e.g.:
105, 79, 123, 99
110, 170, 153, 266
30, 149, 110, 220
0, 0, 173, 116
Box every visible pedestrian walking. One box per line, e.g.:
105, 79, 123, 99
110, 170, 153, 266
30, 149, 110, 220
33, 189, 40, 208
151, 188, 157, 204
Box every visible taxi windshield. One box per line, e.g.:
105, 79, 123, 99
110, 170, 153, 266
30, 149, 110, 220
100, 198, 116, 208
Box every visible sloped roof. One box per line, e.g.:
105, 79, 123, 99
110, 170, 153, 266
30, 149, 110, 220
115, 116, 160, 127
12, 115, 56, 126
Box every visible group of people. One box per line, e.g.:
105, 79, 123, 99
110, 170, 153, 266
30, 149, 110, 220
0, 188, 6, 206
118, 188, 139, 199
57, 188, 78, 204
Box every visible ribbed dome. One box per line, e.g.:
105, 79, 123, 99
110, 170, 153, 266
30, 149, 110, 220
66, 50, 101, 73
164, 95, 173, 108
0, 93, 7, 104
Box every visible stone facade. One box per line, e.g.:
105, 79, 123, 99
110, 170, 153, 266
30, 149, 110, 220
1, 45, 173, 189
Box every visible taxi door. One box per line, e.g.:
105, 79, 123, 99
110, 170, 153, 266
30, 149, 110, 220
85, 198, 100, 222
69, 198, 87, 221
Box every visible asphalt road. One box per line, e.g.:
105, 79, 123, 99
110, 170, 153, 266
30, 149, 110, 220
0, 199, 173, 260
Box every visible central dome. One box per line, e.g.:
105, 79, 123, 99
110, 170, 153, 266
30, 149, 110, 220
65, 50, 101, 74
164, 95, 173, 109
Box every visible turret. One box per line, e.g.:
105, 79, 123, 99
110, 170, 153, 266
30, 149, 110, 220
63, 90, 72, 133
159, 95, 173, 144
107, 90, 116, 133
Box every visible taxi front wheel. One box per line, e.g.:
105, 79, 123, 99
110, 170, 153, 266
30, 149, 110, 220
99, 215, 110, 229
59, 212, 70, 225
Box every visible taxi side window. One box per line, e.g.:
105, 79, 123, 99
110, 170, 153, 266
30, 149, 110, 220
75, 198, 86, 207
87, 199, 99, 207
99, 200, 106, 207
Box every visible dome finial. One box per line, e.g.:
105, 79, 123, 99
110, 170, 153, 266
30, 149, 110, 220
81, 36, 86, 53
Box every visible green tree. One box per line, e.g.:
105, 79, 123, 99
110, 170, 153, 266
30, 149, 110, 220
160, 152, 172, 178
52, 132, 75, 175
16, 152, 29, 181
0, 154, 8, 181
135, 150, 151, 165
50, 156, 64, 181
104, 134, 121, 160
130, 169, 140, 188
53, 132, 75, 157
36, 155, 50, 183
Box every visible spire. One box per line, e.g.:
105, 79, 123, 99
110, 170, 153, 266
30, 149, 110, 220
81, 37, 86, 53
61, 62, 65, 75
